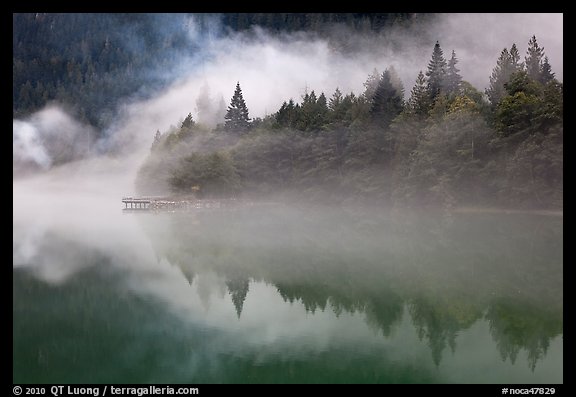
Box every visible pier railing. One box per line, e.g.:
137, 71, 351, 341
122, 197, 242, 211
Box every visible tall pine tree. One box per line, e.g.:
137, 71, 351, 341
370, 68, 404, 127
181, 112, 195, 129
486, 48, 514, 106
525, 35, 544, 81
363, 68, 381, 104
387, 65, 405, 100
540, 56, 555, 84
329, 88, 343, 112
224, 82, 251, 133
509, 43, 522, 71
444, 50, 462, 96
407, 71, 431, 119
151, 129, 162, 151
425, 41, 447, 100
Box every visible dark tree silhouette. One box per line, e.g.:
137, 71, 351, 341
370, 69, 404, 127
224, 82, 251, 133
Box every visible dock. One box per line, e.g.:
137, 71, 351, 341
122, 196, 242, 212
122, 196, 196, 211
122, 197, 152, 210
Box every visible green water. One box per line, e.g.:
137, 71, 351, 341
13, 205, 563, 383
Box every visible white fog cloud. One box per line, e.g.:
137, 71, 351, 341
108, 13, 562, 152
13, 14, 563, 164
13, 105, 96, 175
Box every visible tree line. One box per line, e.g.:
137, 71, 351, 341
137, 35, 562, 210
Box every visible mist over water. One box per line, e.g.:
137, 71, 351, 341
13, 196, 563, 382
12, 132, 563, 382
13, 13, 562, 384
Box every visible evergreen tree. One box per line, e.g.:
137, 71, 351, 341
293, 90, 329, 131
181, 112, 195, 129
486, 48, 515, 107
224, 82, 251, 133
444, 50, 462, 96
329, 87, 349, 123
301, 90, 317, 116
426, 41, 447, 100
276, 99, 298, 128
407, 71, 431, 119
387, 65, 405, 100
370, 68, 404, 127
316, 92, 329, 126
317, 92, 328, 111
509, 43, 522, 71
329, 88, 343, 112
495, 71, 541, 135
151, 130, 162, 151
525, 35, 544, 81
226, 278, 250, 318
540, 56, 555, 84
363, 68, 381, 103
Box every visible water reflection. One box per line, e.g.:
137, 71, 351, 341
13, 201, 562, 383
137, 205, 563, 371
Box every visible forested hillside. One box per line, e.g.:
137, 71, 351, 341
136, 36, 562, 209
13, 13, 419, 131
13, 14, 562, 209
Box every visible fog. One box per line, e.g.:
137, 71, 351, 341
13, 13, 562, 383
13, 13, 562, 168
112, 13, 562, 149
13, 185, 563, 380
13, 10, 563, 306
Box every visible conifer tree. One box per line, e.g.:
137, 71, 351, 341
224, 82, 251, 133
363, 68, 381, 103
151, 130, 162, 151
329, 88, 343, 112
181, 112, 195, 129
525, 35, 544, 81
387, 65, 405, 100
444, 50, 462, 96
407, 71, 431, 119
425, 41, 447, 100
540, 56, 555, 84
370, 68, 404, 127
486, 48, 515, 106
509, 43, 522, 71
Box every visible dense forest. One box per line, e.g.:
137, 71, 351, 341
136, 35, 562, 210
13, 13, 199, 129
13, 13, 420, 130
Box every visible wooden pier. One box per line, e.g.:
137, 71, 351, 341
122, 196, 245, 212
122, 196, 193, 211
122, 197, 152, 210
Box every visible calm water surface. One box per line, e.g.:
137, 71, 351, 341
13, 201, 563, 383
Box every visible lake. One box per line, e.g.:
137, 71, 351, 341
13, 198, 562, 383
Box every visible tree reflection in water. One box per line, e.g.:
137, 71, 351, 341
138, 204, 562, 370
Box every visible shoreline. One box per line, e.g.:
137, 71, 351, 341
453, 206, 563, 217
122, 196, 563, 217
